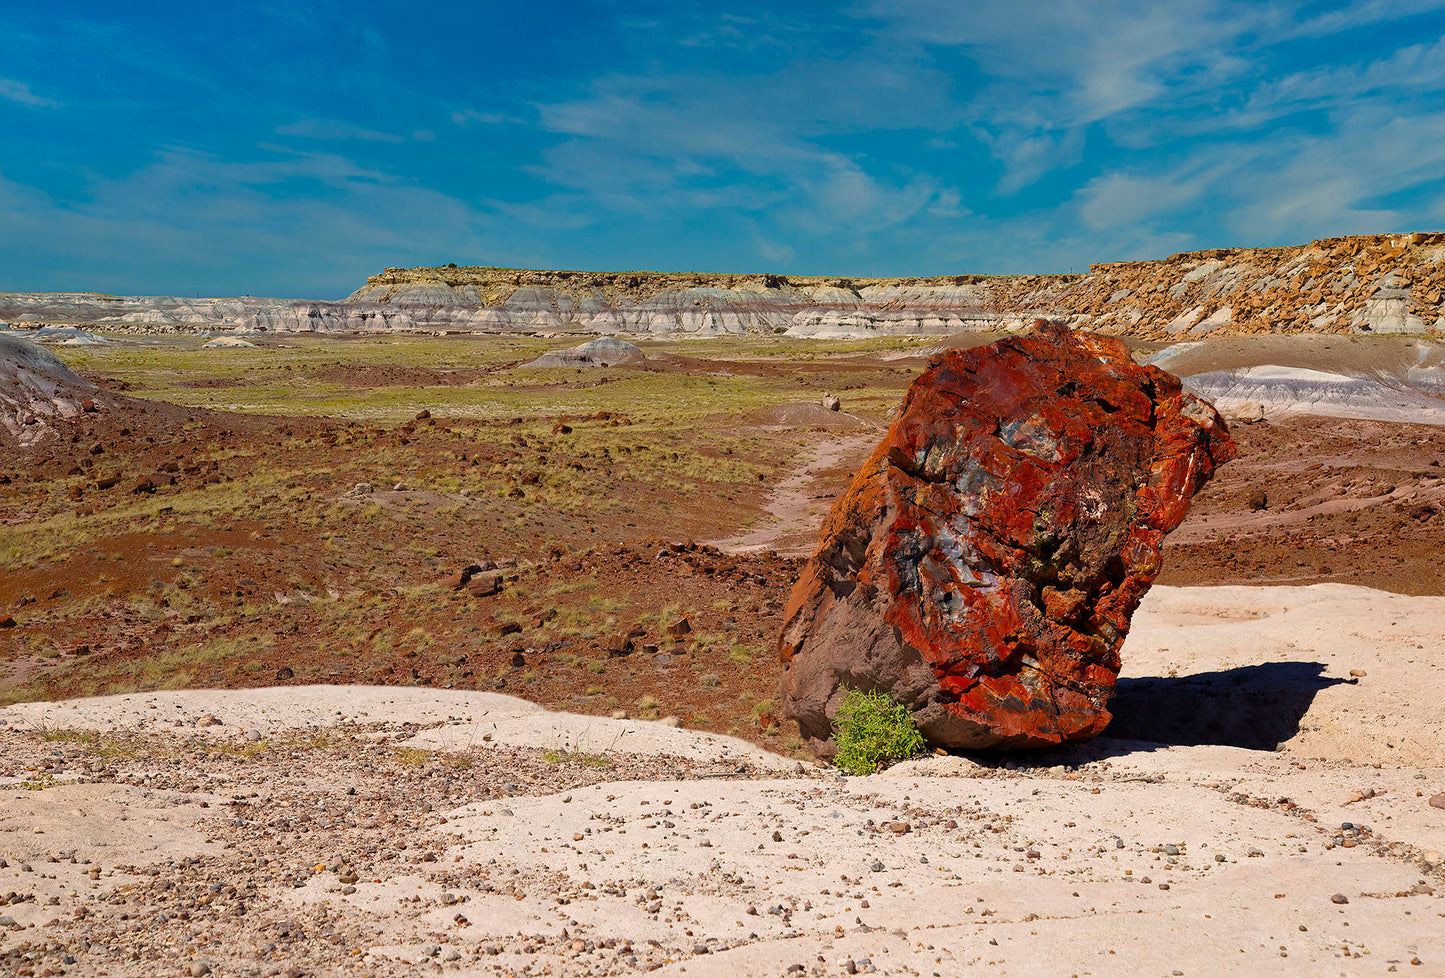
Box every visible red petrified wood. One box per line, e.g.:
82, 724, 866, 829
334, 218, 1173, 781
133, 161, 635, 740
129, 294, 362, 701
778, 321, 1234, 755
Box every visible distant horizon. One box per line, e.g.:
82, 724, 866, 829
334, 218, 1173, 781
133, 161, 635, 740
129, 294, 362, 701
5, 1, 1445, 298
4, 227, 1443, 302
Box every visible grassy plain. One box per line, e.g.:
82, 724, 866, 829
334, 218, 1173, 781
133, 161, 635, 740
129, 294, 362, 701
0, 332, 922, 754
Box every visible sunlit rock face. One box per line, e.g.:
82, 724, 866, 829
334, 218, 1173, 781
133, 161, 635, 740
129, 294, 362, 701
779, 321, 1234, 756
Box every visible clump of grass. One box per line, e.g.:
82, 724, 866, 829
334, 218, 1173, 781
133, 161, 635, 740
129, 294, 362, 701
388, 746, 434, 767
541, 749, 611, 768
831, 688, 925, 776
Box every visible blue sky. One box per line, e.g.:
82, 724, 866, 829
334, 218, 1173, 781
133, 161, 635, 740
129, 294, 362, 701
4, 1, 1445, 298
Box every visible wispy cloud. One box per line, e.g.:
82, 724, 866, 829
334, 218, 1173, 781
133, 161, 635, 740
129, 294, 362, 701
451, 108, 510, 127
0, 77, 57, 108
276, 118, 405, 143
0, 148, 499, 296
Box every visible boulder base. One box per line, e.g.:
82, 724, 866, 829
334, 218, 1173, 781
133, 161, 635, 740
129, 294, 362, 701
779, 322, 1234, 755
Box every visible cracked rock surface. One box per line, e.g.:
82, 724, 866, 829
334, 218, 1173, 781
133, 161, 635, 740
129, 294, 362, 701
780, 322, 1234, 755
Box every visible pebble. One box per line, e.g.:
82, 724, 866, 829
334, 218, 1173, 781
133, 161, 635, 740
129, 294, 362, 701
1331, 893, 1349, 904
189, 960, 211, 977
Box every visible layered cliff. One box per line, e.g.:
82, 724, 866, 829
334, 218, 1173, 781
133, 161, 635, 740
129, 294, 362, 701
4, 232, 1444, 337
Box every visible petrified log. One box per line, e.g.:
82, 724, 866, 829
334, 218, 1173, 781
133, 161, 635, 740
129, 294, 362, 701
779, 321, 1234, 755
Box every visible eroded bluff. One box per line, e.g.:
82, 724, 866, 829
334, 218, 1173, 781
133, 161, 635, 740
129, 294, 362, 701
779, 321, 1234, 755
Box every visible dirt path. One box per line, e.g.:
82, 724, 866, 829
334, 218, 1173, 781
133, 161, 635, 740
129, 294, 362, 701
711, 431, 877, 556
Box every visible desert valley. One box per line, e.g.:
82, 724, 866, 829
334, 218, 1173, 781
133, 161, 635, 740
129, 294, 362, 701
2, 234, 1444, 977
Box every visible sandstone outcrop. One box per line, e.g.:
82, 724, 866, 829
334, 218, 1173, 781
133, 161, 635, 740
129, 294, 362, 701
7, 232, 1445, 337
778, 322, 1234, 755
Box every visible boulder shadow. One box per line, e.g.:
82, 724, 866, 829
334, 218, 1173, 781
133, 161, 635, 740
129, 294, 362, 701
1100, 661, 1350, 750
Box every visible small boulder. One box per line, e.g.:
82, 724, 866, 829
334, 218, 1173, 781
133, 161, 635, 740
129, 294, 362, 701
467, 572, 502, 597
822, 394, 841, 412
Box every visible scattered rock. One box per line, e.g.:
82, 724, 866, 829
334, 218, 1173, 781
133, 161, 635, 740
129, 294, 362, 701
822, 394, 841, 411
467, 573, 502, 598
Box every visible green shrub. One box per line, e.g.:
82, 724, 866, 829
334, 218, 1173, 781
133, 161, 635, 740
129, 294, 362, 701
832, 687, 925, 775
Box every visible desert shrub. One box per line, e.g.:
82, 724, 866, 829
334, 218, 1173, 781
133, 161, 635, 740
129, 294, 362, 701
832, 688, 925, 775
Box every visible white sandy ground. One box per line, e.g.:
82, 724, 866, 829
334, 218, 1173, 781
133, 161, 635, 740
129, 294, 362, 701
2, 584, 1444, 976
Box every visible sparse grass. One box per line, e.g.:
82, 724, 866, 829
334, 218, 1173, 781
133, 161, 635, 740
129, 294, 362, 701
388, 746, 435, 767
541, 748, 611, 768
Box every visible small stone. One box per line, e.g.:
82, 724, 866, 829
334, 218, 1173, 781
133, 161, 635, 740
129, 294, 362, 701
772, 830, 783, 842
1429, 793, 1445, 810
189, 960, 211, 977
1349, 669, 1367, 678
1162, 843, 1180, 856
1331, 893, 1349, 904
870, 861, 884, 872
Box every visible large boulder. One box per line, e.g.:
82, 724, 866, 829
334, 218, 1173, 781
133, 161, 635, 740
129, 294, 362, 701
778, 321, 1234, 755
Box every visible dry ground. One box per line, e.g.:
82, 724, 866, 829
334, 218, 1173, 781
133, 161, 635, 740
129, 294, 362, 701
1, 329, 1444, 976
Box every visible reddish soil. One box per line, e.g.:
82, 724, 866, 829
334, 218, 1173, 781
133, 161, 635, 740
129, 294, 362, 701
3, 352, 1443, 755
1160, 416, 1445, 594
